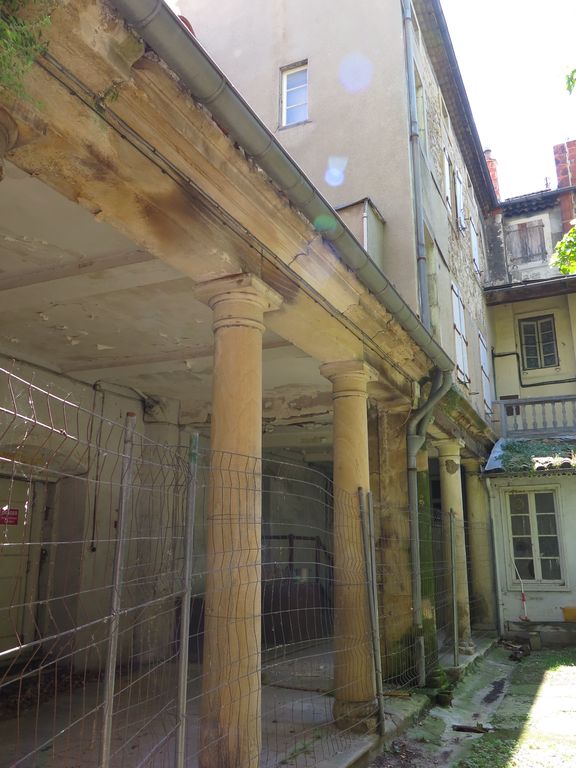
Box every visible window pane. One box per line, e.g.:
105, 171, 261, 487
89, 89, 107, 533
286, 85, 307, 107
541, 558, 561, 580
513, 537, 533, 557
535, 493, 555, 515
509, 494, 529, 515
515, 559, 535, 579
537, 514, 557, 535
286, 68, 307, 88
285, 104, 307, 125
511, 515, 531, 535
539, 537, 559, 557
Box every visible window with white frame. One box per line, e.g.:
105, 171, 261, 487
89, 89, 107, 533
508, 490, 563, 583
455, 169, 465, 230
451, 283, 469, 383
470, 219, 480, 274
281, 63, 308, 127
478, 333, 492, 415
519, 315, 559, 370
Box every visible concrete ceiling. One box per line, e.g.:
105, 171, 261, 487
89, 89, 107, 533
0, 163, 332, 454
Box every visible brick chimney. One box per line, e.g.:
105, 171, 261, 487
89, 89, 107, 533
554, 139, 576, 187
484, 149, 501, 201
554, 140, 576, 233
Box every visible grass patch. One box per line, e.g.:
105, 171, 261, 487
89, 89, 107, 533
458, 734, 517, 768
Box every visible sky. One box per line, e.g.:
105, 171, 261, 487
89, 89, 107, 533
166, 0, 575, 200
441, 0, 576, 199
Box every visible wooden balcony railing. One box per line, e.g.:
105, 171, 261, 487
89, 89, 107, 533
493, 396, 576, 438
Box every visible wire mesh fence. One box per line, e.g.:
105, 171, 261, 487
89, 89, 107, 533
0, 365, 498, 767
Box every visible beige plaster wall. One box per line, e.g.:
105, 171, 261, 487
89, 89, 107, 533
190, 0, 419, 312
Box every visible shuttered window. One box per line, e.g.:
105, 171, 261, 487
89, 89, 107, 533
508, 491, 562, 583
504, 221, 546, 263
455, 169, 465, 230
519, 315, 559, 370
451, 283, 469, 383
443, 149, 452, 212
470, 220, 480, 274
479, 333, 492, 415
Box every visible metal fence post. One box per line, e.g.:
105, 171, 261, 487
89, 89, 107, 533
450, 508, 459, 669
175, 433, 199, 768
100, 412, 137, 768
358, 488, 386, 737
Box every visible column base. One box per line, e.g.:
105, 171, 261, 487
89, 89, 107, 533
458, 639, 476, 656
333, 699, 378, 733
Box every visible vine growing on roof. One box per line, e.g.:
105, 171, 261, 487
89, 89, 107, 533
0, 0, 51, 99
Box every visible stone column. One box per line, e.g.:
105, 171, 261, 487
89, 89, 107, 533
375, 407, 414, 681
321, 361, 377, 731
462, 458, 497, 629
436, 439, 474, 654
196, 274, 281, 768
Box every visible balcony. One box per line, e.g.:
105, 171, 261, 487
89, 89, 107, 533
493, 396, 576, 438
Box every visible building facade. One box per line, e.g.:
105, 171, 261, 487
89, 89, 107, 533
484, 141, 576, 643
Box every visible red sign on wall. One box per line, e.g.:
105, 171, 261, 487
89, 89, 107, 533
0, 508, 19, 525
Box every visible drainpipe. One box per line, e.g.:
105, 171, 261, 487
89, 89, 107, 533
407, 368, 453, 686
485, 477, 504, 636
362, 199, 369, 250
110, 0, 453, 375
402, 0, 431, 332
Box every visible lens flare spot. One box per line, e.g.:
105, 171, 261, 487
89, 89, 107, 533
313, 214, 338, 233
339, 53, 374, 93
324, 156, 348, 187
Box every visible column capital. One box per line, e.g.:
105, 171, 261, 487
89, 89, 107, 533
320, 360, 378, 397
434, 438, 464, 459
195, 273, 282, 332
461, 456, 483, 473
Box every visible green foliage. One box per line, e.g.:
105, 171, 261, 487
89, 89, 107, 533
567, 68, 576, 95
0, 0, 51, 99
552, 225, 576, 275
500, 439, 576, 473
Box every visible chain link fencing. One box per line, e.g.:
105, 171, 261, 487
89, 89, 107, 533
0, 366, 497, 766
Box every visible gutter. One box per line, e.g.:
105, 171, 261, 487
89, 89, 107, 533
110, 0, 453, 375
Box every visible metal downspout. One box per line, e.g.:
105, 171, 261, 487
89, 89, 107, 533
485, 477, 504, 636
407, 368, 452, 686
110, 0, 453, 374
402, 0, 431, 332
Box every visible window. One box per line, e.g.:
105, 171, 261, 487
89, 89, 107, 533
451, 283, 469, 383
508, 491, 562, 583
455, 169, 465, 230
470, 219, 480, 273
281, 64, 308, 127
479, 333, 492, 415
415, 69, 427, 155
504, 220, 546, 264
519, 315, 559, 370
443, 149, 452, 212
